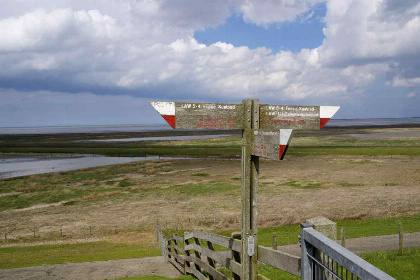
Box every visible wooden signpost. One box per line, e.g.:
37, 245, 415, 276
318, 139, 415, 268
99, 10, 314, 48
150, 100, 339, 280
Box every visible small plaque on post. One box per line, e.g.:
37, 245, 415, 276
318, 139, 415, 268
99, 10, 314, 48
247, 235, 255, 256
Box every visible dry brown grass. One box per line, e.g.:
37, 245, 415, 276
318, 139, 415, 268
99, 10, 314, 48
0, 154, 419, 244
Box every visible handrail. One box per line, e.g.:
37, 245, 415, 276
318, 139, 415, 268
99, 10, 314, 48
301, 226, 395, 280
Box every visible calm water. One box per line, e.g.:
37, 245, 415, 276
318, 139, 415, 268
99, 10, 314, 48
329, 118, 420, 127
0, 118, 418, 135
0, 124, 170, 135
0, 155, 180, 179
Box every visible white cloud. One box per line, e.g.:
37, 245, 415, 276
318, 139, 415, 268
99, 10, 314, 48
405, 92, 417, 98
0, 0, 419, 123
393, 77, 420, 87
240, 0, 325, 26
320, 0, 420, 65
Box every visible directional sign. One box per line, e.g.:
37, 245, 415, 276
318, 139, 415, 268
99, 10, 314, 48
260, 105, 340, 130
150, 102, 339, 130
149, 101, 243, 129
252, 129, 293, 160
149, 99, 339, 280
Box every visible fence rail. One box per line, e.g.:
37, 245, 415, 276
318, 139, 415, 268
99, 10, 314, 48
156, 222, 395, 280
156, 225, 301, 280
300, 223, 395, 280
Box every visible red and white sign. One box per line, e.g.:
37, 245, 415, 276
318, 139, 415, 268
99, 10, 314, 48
149, 102, 176, 128
252, 129, 293, 160
150, 101, 242, 130
320, 106, 340, 129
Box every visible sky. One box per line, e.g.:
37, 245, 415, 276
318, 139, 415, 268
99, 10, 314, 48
0, 0, 419, 127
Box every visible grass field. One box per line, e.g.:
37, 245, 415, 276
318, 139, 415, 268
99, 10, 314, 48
1, 215, 418, 269
0, 241, 161, 269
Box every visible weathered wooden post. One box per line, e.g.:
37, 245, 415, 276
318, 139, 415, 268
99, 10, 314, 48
241, 99, 259, 280
272, 233, 277, 250
398, 221, 403, 255
231, 232, 242, 280
341, 228, 346, 247
150, 100, 339, 280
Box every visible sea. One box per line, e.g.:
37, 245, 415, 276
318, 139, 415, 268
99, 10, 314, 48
0, 118, 419, 135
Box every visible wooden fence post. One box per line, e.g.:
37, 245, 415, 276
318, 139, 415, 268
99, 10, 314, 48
398, 221, 403, 255
341, 228, 346, 247
193, 237, 203, 273
231, 232, 242, 280
207, 240, 216, 280
272, 233, 277, 250
184, 233, 192, 270
173, 235, 181, 266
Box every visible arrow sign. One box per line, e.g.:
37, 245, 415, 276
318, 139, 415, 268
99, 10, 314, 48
150, 102, 339, 130
252, 129, 293, 160
150, 101, 243, 129
260, 105, 340, 130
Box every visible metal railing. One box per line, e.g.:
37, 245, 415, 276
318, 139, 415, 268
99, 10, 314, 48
300, 223, 395, 280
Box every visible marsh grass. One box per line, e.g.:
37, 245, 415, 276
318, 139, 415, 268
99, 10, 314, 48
191, 173, 210, 177
1, 128, 419, 157
338, 182, 363, 187
148, 182, 240, 197
280, 180, 323, 189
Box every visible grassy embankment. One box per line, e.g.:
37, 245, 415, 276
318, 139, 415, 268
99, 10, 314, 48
0, 127, 419, 157
1, 215, 418, 270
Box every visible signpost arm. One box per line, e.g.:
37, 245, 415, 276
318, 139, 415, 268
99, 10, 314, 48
241, 99, 259, 280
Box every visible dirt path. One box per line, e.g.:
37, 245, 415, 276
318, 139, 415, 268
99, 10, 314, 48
277, 232, 420, 256
0, 256, 181, 280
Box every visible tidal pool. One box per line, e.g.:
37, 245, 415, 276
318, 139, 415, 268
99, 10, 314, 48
0, 155, 178, 179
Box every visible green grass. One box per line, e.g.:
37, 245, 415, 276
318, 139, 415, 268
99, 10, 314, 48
280, 180, 323, 189
0, 189, 96, 211
337, 182, 363, 187
146, 182, 240, 197
336, 215, 420, 238
119, 180, 135, 188
218, 214, 420, 247
117, 249, 420, 280
1, 215, 419, 273
256, 249, 420, 280
258, 264, 299, 280
116, 276, 194, 280
191, 173, 210, 177
0, 242, 160, 269
361, 248, 420, 280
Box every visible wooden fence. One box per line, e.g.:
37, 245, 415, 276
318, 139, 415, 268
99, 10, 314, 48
155, 224, 301, 280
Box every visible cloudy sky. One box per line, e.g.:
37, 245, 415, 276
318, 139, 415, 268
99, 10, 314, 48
0, 0, 419, 127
